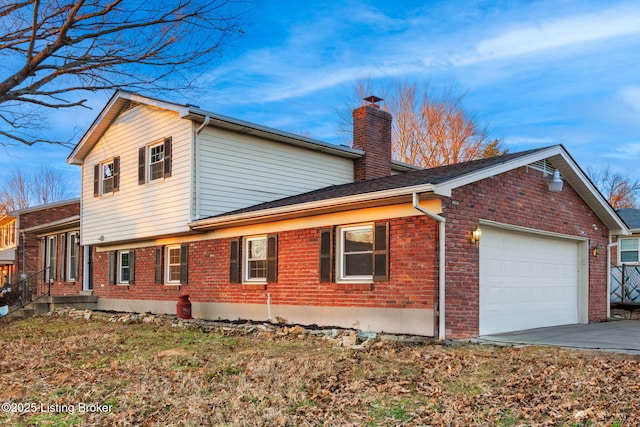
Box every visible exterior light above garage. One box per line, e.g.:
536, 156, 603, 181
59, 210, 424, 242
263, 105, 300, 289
471, 226, 482, 247
547, 169, 563, 192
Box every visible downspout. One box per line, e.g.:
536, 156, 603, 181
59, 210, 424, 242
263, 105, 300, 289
193, 116, 211, 220
607, 238, 617, 319
412, 193, 446, 340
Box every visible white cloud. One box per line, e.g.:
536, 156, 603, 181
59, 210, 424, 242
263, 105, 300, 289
619, 86, 640, 112
454, 6, 640, 65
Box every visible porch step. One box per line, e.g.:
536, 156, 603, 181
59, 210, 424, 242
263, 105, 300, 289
3, 295, 98, 320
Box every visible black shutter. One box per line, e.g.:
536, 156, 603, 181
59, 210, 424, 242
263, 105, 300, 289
180, 243, 188, 285
229, 239, 240, 283
266, 235, 278, 283
108, 251, 116, 285
154, 247, 163, 284
319, 228, 333, 283
129, 250, 135, 284
163, 136, 172, 178
138, 147, 146, 185
113, 156, 120, 191
373, 222, 389, 282
93, 164, 100, 197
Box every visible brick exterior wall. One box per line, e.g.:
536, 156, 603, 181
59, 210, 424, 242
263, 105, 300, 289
17, 201, 83, 296
92, 215, 439, 311
352, 105, 392, 181
442, 166, 610, 338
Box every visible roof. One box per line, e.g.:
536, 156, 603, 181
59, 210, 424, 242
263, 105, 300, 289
189, 145, 630, 235
66, 90, 421, 173
617, 208, 640, 231
8, 199, 80, 216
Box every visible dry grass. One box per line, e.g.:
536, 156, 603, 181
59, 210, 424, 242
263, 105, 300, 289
0, 315, 639, 426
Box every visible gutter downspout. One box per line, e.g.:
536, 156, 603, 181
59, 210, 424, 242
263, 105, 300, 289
607, 238, 617, 319
412, 193, 446, 340
193, 116, 211, 221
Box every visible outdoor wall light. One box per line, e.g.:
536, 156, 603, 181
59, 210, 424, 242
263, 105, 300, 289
471, 226, 482, 247
592, 244, 601, 258
547, 169, 563, 192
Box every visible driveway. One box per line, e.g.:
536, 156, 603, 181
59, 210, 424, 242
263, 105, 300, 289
473, 320, 640, 355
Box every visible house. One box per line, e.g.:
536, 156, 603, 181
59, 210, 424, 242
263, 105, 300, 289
10, 200, 85, 298
67, 91, 628, 339
610, 208, 640, 304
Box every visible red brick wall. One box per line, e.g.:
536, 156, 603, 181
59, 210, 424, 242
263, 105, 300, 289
92, 216, 439, 311
352, 105, 392, 181
17, 201, 83, 296
443, 166, 610, 338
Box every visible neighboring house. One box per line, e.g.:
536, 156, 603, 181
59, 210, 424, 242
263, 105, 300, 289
0, 214, 17, 285
67, 91, 628, 339
11, 200, 85, 297
610, 208, 640, 304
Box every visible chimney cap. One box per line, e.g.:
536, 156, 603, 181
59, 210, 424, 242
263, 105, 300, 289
363, 95, 383, 106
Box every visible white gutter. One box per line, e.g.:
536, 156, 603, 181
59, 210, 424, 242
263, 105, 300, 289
412, 192, 446, 340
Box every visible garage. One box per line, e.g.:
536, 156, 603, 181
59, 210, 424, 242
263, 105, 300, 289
479, 226, 583, 335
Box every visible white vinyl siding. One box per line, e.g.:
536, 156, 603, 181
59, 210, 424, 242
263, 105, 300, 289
81, 104, 192, 245
195, 127, 354, 218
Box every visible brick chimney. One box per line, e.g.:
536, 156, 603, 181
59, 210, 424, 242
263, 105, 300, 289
352, 96, 392, 181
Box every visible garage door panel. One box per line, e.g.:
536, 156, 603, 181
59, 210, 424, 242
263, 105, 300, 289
480, 228, 579, 335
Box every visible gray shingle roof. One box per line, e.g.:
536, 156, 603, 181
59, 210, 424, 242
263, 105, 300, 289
207, 146, 549, 220
616, 208, 640, 229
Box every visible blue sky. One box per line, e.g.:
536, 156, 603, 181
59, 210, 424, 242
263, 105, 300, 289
3, 0, 640, 197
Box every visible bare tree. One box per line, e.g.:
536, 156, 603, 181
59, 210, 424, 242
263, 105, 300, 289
587, 166, 639, 209
0, 0, 245, 147
0, 167, 72, 211
340, 79, 505, 167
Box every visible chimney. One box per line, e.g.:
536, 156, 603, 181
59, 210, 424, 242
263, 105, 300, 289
352, 96, 392, 181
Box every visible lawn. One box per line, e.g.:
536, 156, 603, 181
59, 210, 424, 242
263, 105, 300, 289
0, 313, 638, 426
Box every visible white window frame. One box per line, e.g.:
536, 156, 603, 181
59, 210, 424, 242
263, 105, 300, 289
67, 232, 79, 282
45, 235, 57, 282
101, 160, 115, 194
619, 238, 640, 264
118, 250, 130, 284
244, 236, 268, 283
336, 224, 374, 283
165, 245, 181, 284
148, 142, 165, 182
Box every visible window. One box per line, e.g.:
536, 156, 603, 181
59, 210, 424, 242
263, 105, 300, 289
332, 222, 389, 283
166, 246, 182, 284
620, 238, 640, 263
230, 235, 278, 284
93, 157, 120, 196
119, 251, 130, 284
138, 137, 172, 184
338, 225, 373, 281
149, 143, 164, 181
45, 235, 57, 282
245, 236, 267, 282
67, 232, 79, 282
102, 161, 115, 193
109, 249, 135, 285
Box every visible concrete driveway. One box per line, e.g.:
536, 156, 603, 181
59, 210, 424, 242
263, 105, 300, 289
473, 320, 640, 355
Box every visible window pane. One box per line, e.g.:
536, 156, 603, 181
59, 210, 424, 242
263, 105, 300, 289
621, 251, 639, 263
344, 229, 373, 252
248, 260, 267, 279
249, 239, 266, 260
345, 253, 372, 276
621, 239, 639, 251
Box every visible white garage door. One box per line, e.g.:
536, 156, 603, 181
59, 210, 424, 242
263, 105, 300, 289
479, 227, 579, 335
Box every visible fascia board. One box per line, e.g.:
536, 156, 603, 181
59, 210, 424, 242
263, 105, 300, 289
189, 183, 434, 230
